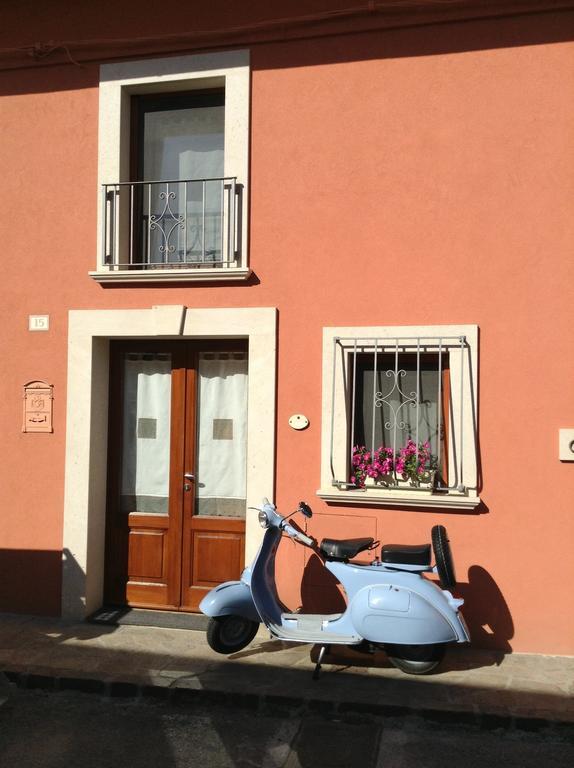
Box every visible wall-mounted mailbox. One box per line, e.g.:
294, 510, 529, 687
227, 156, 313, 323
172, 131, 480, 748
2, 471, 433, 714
22, 380, 53, 433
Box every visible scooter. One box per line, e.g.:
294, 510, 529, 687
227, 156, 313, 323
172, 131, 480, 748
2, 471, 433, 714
200, 500, 469, 675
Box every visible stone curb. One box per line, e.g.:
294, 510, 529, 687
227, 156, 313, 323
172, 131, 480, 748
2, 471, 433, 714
3, 669, 573, 737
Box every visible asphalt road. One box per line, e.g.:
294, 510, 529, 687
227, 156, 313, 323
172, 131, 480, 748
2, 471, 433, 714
0, 688, 572, 768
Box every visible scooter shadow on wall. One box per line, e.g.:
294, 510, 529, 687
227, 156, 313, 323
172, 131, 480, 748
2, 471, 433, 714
452, 565, 514, 658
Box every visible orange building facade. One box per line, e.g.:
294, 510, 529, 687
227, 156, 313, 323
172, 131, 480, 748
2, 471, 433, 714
1, 1, 573, 655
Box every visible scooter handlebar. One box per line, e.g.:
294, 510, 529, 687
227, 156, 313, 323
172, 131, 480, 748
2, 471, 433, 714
282, 522, 315, 547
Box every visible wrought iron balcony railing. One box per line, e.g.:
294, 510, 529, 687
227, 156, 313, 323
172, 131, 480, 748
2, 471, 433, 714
102, 177, 240, 270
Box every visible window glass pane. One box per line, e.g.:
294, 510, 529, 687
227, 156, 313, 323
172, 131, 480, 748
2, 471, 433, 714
120, 353, 171, 515
195, 351, 248, 518
141, 102, 225, 264
353, 352, 447, 485
143, 105, 224, 182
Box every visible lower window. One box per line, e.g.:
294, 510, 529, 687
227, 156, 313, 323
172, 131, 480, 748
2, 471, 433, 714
318, 325, 479, 509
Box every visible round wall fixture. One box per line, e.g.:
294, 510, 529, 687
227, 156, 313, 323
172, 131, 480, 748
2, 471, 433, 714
288, 414, 309, 430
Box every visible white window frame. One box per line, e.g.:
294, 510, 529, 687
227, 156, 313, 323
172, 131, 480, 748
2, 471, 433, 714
318, 324, 480, 510
91, 50, 250, 283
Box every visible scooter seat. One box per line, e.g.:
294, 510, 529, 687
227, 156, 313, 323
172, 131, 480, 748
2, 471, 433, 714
381, 543, 431, 566
320, 537, 374, 561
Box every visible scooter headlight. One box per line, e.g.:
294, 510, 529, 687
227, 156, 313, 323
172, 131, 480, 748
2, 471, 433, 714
258, 509, 270, 528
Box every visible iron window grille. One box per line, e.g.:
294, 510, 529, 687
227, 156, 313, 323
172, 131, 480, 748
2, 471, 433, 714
329, 335, 475, 495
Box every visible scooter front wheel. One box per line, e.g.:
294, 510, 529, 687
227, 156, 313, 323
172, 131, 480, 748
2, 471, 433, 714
384, 643, 445, 675
206, 615, 260, 654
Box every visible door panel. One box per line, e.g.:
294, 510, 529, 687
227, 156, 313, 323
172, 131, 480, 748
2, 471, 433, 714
179, 347, 247, 610
180, 518, 245, 611
105, 342, 186, 609
104, 340, 247, 612
127, 530, 165, 578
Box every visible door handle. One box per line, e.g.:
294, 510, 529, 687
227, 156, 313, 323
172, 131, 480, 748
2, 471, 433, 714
184, 473, 195, 480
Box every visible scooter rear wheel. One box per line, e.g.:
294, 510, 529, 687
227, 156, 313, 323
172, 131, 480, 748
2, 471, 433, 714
384, 643, 445, 675
206, 615, 260, 654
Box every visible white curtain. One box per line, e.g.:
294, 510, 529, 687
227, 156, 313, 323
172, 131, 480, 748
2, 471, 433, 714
120, 357, 171, 514
144, 106, 224, 182
197, 354, 247, 513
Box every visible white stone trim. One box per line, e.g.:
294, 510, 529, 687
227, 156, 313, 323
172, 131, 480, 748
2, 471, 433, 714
316, 490, 480, 510
62, 305, 276, 619
89, 267, 252, 284
317, 324, 480, 509
95, 50, 250, 280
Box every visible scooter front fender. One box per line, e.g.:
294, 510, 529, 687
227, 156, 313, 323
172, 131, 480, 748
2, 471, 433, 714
199, 580, 261, 624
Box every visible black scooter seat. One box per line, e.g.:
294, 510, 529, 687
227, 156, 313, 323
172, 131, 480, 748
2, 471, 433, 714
381, 543, 431, 566
320, 537, 374, 561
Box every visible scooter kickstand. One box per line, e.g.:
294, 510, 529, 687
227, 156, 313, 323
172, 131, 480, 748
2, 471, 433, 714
313, 645, 329, 680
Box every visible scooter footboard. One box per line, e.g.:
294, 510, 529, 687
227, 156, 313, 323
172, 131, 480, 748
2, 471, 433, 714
199, 580, 261, 624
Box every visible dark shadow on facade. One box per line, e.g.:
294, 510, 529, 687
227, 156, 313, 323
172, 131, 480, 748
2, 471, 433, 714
0, 5, 573, 97
300, 552, 348, 614
0, 549, 63, 616
456, 564, 514, 654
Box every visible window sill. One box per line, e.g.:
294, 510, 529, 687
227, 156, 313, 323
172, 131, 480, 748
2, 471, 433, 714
316, 487, 481, 510
89, 268, 252, 284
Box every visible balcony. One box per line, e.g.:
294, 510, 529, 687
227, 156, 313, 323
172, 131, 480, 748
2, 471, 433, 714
92, 177, 249, 283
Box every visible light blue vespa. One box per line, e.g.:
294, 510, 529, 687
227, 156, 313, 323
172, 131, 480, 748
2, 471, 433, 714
200, 500, 470, 675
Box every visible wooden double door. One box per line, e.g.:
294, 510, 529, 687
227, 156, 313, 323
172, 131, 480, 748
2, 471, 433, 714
104, 340, 247, 612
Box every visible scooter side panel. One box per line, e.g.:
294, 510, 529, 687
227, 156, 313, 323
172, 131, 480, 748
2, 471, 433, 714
350, 584, 458, 644
326, 561, 469, 644
199, 581, 261, 624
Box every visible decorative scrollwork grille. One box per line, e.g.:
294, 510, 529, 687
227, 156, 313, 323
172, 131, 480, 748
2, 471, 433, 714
102, 177, 239, 269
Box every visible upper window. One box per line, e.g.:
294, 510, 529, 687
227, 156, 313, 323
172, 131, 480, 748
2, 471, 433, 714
318, 325, 479, 510
93, 51, 250, 283
125, 90, 229, 268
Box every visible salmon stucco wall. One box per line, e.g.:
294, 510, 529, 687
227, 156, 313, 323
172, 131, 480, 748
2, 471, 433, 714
0, 6, 573, 653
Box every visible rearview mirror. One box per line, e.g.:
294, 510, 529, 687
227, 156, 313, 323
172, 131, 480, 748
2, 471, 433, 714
298, 501, 312, 518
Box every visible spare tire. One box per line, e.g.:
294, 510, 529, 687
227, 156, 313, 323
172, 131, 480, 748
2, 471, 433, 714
431, 525, 456, 590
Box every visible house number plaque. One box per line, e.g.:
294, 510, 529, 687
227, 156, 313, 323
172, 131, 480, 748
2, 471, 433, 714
22, 380, 53, 433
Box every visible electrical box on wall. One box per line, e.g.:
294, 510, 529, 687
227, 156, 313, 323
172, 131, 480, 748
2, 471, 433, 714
558, 429, 574, 461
